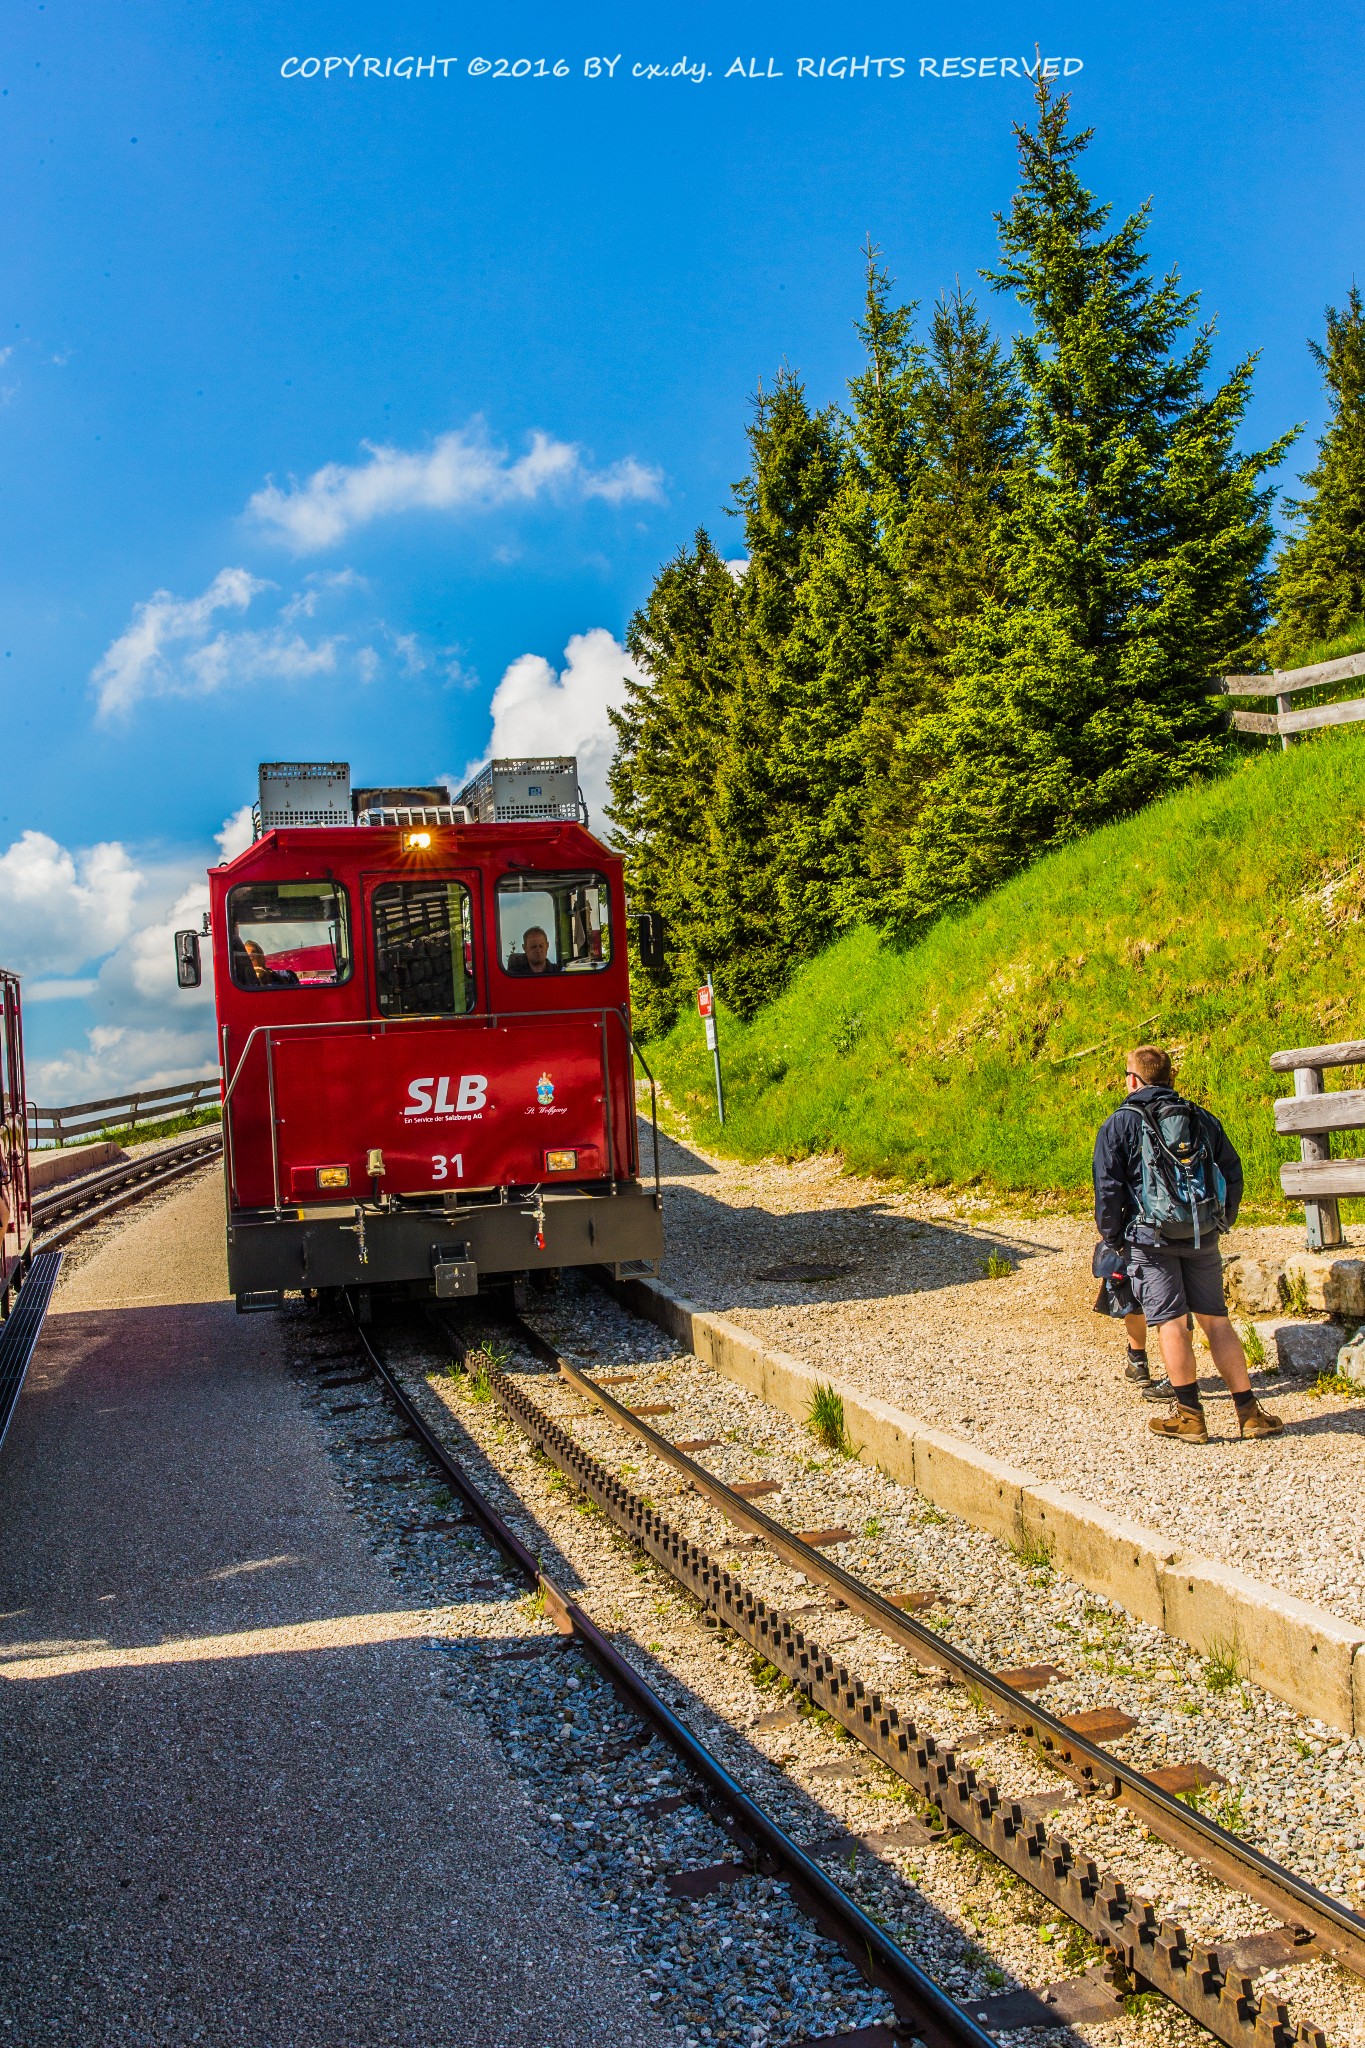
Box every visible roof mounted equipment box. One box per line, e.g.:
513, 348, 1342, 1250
352, 784, 472, 828
457, 757, 586, 826
256, 762, 352, 835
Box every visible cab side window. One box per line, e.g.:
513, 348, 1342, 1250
496, 872, 612, 977
372, 881, 476, 1017
228, 881, 352, 991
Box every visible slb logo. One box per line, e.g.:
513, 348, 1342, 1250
405, 1075, 488, 1116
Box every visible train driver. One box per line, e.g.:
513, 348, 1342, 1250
241, 939, 300, 989
520, 926, 562, 977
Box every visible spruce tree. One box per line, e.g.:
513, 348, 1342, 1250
705, 370, 845, 1016
764, 251, 928, 946
862, 287, 1024, 924
1268, 287, 1365, 661
884, 83, 1289, 931
606, 529, 741, 1038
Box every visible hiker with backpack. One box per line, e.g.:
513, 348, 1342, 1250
1092, 1046, 1282, 1443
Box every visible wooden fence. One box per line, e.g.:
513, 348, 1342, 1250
26, 1078, 221, 1149
1225, 648, 1365, 747
1270, 1037, 1365, 1249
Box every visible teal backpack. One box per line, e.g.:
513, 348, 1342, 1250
1128, 1096, 1228, 1248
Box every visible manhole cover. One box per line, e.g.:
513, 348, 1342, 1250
754, 1260, 857, 1283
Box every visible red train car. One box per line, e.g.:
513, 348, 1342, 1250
183, 760, 664, 1310
0, 967, 34, 1317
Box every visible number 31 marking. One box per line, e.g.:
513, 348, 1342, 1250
431, 1154, 464, 1182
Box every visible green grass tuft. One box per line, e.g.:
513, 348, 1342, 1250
1013, 1531, 1054, 1577
806, 1381, 854, 1455
1203, 1633, 1245, 1694
982, 1250, 1015, 1279
1280, 1269, 1311, 1317
1241, 1322, 1270, 1371
648, 729, 1365, 1212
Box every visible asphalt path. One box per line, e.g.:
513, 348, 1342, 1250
0, 1172, 662, 2045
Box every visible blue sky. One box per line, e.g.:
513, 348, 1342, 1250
3, 0, 1363, 1096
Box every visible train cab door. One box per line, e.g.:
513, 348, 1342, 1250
361, 869, 485, 1026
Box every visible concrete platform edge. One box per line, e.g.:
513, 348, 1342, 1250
610, 1272, 1365, 1734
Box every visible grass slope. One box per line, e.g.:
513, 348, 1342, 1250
650, 729, 1365, 1213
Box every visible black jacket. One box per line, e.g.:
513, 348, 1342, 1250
1092, 1084, 1243, 1248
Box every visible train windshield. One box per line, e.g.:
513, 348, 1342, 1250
372, 881, 476, 1017
227, 881, 352, 990
496, 871, 612, 977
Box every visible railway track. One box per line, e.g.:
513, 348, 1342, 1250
31, 1128, 223, 1250
391, 1294, 1354, 2048
340, 1292, 998, 2048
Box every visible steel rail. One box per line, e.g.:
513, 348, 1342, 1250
32, 1134, 223, 1250
510, 1310, 1365, 1985
339, 1292, 997, 2048
435, 1309, 1339, 2048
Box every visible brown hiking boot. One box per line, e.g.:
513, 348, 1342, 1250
1239, 1402, 1284, 1440
1148, 1401, 1209, 1444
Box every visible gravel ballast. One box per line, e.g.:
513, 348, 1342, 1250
340, 1286, 1365, 2048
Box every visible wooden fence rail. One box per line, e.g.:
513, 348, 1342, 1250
26, 1078, 221, 1149
1224, 647, 1365, 747
1269, 1037, 1365, 1249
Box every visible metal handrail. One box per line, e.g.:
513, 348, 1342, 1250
221, 1004, 654, 1215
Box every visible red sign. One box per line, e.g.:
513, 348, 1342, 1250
696, 985, 714, 1018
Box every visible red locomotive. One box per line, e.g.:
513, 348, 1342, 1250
0, 966, 34, 1319
179, 760, 664, 1311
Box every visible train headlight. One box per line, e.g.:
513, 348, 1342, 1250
403, 829, 432, 851
545, 1148, 578, 1173
316, 1165, 350, 1189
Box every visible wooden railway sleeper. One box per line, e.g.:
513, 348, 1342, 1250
475, 1354, 1331, 2048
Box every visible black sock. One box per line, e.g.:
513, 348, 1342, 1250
1231, 1389, 1259, 1418
1173, 1382, 1203, 1413
1127, 1345, 1148, 1365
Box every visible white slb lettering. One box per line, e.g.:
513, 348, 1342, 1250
406, 1078, 434, 1114
457, 1074, 487, 1112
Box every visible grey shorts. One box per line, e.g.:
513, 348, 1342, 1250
1127, 1243, 1228, 1326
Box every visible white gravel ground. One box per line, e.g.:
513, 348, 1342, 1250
643, 1123, 1365, 1627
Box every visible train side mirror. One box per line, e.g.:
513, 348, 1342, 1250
174, 930, 202, 989
636, 912, 668, 970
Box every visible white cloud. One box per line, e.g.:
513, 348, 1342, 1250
177, 626, 339, 698
5, 806, 249, 1100
27, 1027, 217, 1105
23, 979, 99, 1002
281, 567, 369, 622
475, 628, 645, 836
247, 422, 664, 553
91, 566, 269, 718
89, 565, 413, 721
215, 804, 257, 864
0, 832, 141, 975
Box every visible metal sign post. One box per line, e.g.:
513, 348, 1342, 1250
697, 976, 725, 1126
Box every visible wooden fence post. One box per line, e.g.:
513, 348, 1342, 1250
1295, 1064, 1344, 1250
